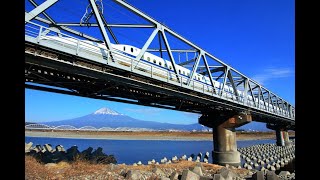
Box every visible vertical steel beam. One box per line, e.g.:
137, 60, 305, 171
243, 79, 249, 104
203, 54, 216, 94
158, 33, 163, 58
25, 0, 58, 22
134, 28, 159, 64
187, 52, 201, 86
161, 29, 180, 82
89, 0, 113, 51
227, 70, 239, 101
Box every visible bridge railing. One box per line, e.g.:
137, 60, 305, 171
25, 21, 294, 120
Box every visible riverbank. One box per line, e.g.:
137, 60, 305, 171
25, 130, 295, 141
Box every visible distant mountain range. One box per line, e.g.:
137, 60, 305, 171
32, 107, 269, 132
40, 107, 211, 131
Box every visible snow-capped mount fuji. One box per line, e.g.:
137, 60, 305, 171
93, 107, 122, 115
41, 107, 211, 131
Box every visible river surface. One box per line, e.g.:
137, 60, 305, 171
25, 136, 276, 164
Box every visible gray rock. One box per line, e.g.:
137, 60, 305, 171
25, 142, 33, 153
44, 144, 53, 152
192, 166, 203, 176
219, 168, 239, 179
153, 168, 165, 177
252, 171, 264, 180
55, 145, 65, 152
266, 171, 279, 180
161, 178, 170, 180
170, 172, 179, 180
200, 176, 213, 180
213, 174, 225, 180
181, 169, 200, 180
126, 170, 142, 180
132, 163, 137, 166
278, 171, 290, 177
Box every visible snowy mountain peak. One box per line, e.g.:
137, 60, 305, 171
93, 107, 122, 115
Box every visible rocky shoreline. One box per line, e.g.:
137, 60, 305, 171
25, 141, 295, 180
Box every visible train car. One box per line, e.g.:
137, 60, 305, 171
40, 35, 286, 114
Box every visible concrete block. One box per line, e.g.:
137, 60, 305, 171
181, 169, 200, 180
266, 171, 279, 180
213, 174, 225, 180
252, 171, 264, 180
192, 166, 203, 176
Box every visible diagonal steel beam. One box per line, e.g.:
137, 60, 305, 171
134, 28, 159, 67
28, 0, 56, 23
25, 0, 58, 22
161, 29, 180, 82
98, 10, 119, 44
215, 72, 225, 81
187, 52, 201, 86
227, 70, 239, 100
202, 54, 216, 94
89, 0, 113, 51
220, 67, 228, 96
248, 81, 257, 107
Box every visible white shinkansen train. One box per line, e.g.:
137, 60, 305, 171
40, 35, 287, 115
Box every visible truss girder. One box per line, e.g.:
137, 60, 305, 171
24, 0, 294, 121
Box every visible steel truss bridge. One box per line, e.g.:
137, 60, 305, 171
25, 0, 295, 129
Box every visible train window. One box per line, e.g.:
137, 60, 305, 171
187, 73, 190, 76
159, 62, 162, 66
183, 71, 185, 75
169, 66, 172, 70
123, 46, 126, 51
131, 47, 133, 53
164, 64, 167, 67
179, 69, 181, 74
153, 59, 156, 63
198, 77, 200, 80
147, 57, 150, 61
141, 55, 144, 59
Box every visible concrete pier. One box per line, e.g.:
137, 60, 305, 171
199, 111, 252, 166
267, 123, 292, 147
276, 129, 285, 146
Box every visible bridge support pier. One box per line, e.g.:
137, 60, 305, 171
267, 124, 292, 146
276, 129, 285, 146
199, 112, 252, 166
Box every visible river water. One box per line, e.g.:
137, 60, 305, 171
25, 136, 276, 165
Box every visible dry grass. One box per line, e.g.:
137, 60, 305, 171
25, 155, 108, 179
26, 155, 251, 179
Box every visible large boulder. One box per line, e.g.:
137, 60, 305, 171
126, 170, 142, 180
181, 169, 200, 180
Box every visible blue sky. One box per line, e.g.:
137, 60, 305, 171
25, 0, 294, 124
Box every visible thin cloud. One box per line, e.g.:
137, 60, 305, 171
251, 67, 294, 85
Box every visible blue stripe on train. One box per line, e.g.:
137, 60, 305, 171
112, 48, 219, 87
